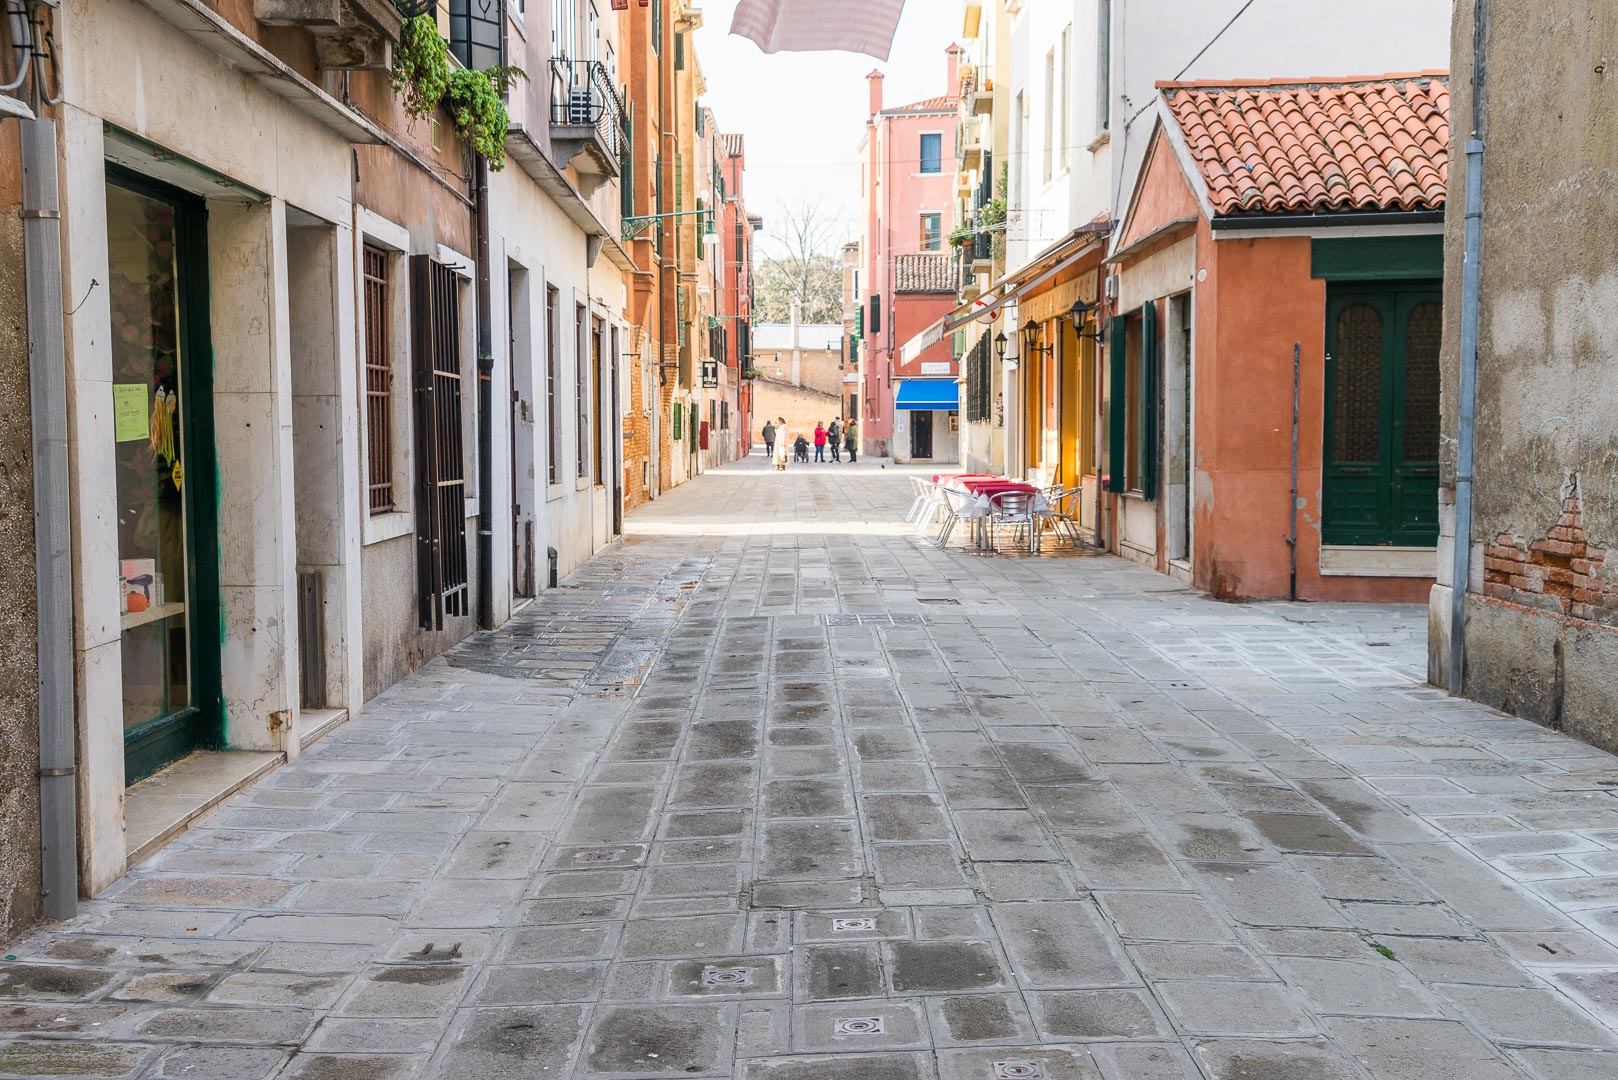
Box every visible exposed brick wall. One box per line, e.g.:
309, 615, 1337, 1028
1483, 477, 1616, 625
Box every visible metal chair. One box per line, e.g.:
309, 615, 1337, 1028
1039, 485, 1084, 546
934, 487, 980, 549
987, 490, 1037, 554
904, 478, 932, 524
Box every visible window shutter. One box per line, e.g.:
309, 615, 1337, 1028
673, 401, 683, 441
870, 294, 881, 336
410, 255, 469, 630
1107, 315, 1126, 493
1140, 300, 1160, 501
854, 307, 863, 338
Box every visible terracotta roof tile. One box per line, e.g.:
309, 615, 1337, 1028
1162, 74, 1449, 216
886, 94, 957, 114
894, 253, 957, 293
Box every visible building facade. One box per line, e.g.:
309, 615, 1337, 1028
1, 0, 745, 934
858, 46, 963, 458
1430, 0, 1618, 753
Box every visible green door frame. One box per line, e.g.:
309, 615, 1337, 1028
1322, 281, 1441, 547
108, 165, 225, 784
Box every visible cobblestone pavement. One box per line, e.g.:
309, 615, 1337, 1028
7, 455, 1618, 1080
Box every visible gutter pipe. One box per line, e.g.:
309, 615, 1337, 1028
1207, 209, 1444, 231
474, 152, 495, 631
1450, 0, 1488, 694
21, 108, 78, 914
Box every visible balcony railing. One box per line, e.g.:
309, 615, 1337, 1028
550, 58, 628, 162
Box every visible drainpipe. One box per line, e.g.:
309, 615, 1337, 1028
474, 152, 495, 631
20, 108, 78, 916
1449, 0, 1489, 694
1287, 342, 1300, 601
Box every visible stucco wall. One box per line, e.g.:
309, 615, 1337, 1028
0, 140, 41, 941
1433, 0, 1618, 750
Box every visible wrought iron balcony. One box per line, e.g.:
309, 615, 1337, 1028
550, 58, 627, 197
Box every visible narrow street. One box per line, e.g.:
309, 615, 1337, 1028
7, 458, 1618, 1080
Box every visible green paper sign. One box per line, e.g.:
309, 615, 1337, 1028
114, 383, 148, 443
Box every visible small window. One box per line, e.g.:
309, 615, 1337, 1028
546, 285, 560, 484
919, 132, 942, 174
920, 213, 943, 252
362, 246, 394, 514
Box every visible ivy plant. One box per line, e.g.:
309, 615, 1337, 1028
390, 14, 451, 119
444, 65, 526, 170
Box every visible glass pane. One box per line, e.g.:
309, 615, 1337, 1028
1331, 303, 1383, 463
1403, 301, 1442, 462
107, 184, 191, 734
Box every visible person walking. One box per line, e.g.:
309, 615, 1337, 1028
772, 418, 789, 471
761, 418, 776, 461
827, 417, 842, 462
844, 418, 858, 463
813, 422, 828, 463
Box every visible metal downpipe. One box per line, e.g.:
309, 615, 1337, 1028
474, 153, 495, 631
1449, 0, 1488, 695
21, 114, 78, 920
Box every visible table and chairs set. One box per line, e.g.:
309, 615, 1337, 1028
904, 473, 1087, 555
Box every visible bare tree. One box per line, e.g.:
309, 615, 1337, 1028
753, 195, 847, 324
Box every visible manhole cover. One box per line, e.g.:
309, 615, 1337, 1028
574, 850, 620, 864
993, 1063, 1045, 1080
831, 918, 877, 933
700, 966, 754, 988
833, 1016, 885, 1036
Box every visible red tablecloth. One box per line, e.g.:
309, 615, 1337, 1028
934, 472, 996, 485
962, 478, 1039, 497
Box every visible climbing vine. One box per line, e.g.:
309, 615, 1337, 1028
443, 65, 526, 170
390, 14, 450, 119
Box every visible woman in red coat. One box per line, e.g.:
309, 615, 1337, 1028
813, 422, 828, 463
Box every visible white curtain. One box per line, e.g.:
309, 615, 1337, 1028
730, 0, 906, 61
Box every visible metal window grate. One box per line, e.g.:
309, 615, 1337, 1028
411, 255, 469, 630
363, 247, 394, 513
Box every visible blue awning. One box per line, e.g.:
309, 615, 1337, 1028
894, 380, 959, 411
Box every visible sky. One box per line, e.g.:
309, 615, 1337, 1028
691, 0, 961, 260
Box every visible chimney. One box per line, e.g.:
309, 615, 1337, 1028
946, 44, 963, 98
867, 70, 884, 120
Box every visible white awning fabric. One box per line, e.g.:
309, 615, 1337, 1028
730, 0, 907, 60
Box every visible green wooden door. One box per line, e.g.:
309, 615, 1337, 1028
1323, 285, 1441, 547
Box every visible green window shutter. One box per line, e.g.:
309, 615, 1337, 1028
1107, 315, 1126, 493
854, 307, 863, 338
1140, 299, 1159, 501
673, 401, 683, 441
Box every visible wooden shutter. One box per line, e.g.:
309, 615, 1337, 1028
410, 255, 469, 631
1140, 299, 1159, 501
1107, 315, 1126, 493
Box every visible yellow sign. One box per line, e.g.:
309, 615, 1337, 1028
114, 383, 148, 442
171, 461, 184, 491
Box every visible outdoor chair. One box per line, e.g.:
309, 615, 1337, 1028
904, 477, 931, 524
934, 487, 980, 550
987, 490, 1037, 554
1039, 485, 1084, 546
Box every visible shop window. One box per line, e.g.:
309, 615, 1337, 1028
410, 255, 470, 629
1107, 302, 1159, 498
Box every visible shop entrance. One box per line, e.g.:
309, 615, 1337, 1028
107, 170, 220, 783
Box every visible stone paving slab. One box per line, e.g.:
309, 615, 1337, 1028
4, 455, 1618, 1078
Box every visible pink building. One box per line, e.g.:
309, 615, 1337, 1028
858, 47, 963, 461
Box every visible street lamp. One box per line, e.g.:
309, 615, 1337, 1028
1021, 318, 1051, 360
1067, 297, 1105, 342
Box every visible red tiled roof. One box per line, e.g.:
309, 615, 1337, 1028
887, 94, 956, 114
1162, 74, 1449, 216
894, 253, 957, 294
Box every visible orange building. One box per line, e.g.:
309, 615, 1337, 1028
1108, 74, 1449, 601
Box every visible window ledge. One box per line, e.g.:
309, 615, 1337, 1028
1319, 544, 1437, 578
364, 510, 414, 547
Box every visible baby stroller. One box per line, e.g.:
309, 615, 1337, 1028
793, 436, 811, 464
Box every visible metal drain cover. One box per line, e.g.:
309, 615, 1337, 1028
699, 967, 754, 988
574, 850, 621, 864
833, 1016, 885, 1036
993, 1063, 1045, 1080
831, 917, 877, 933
